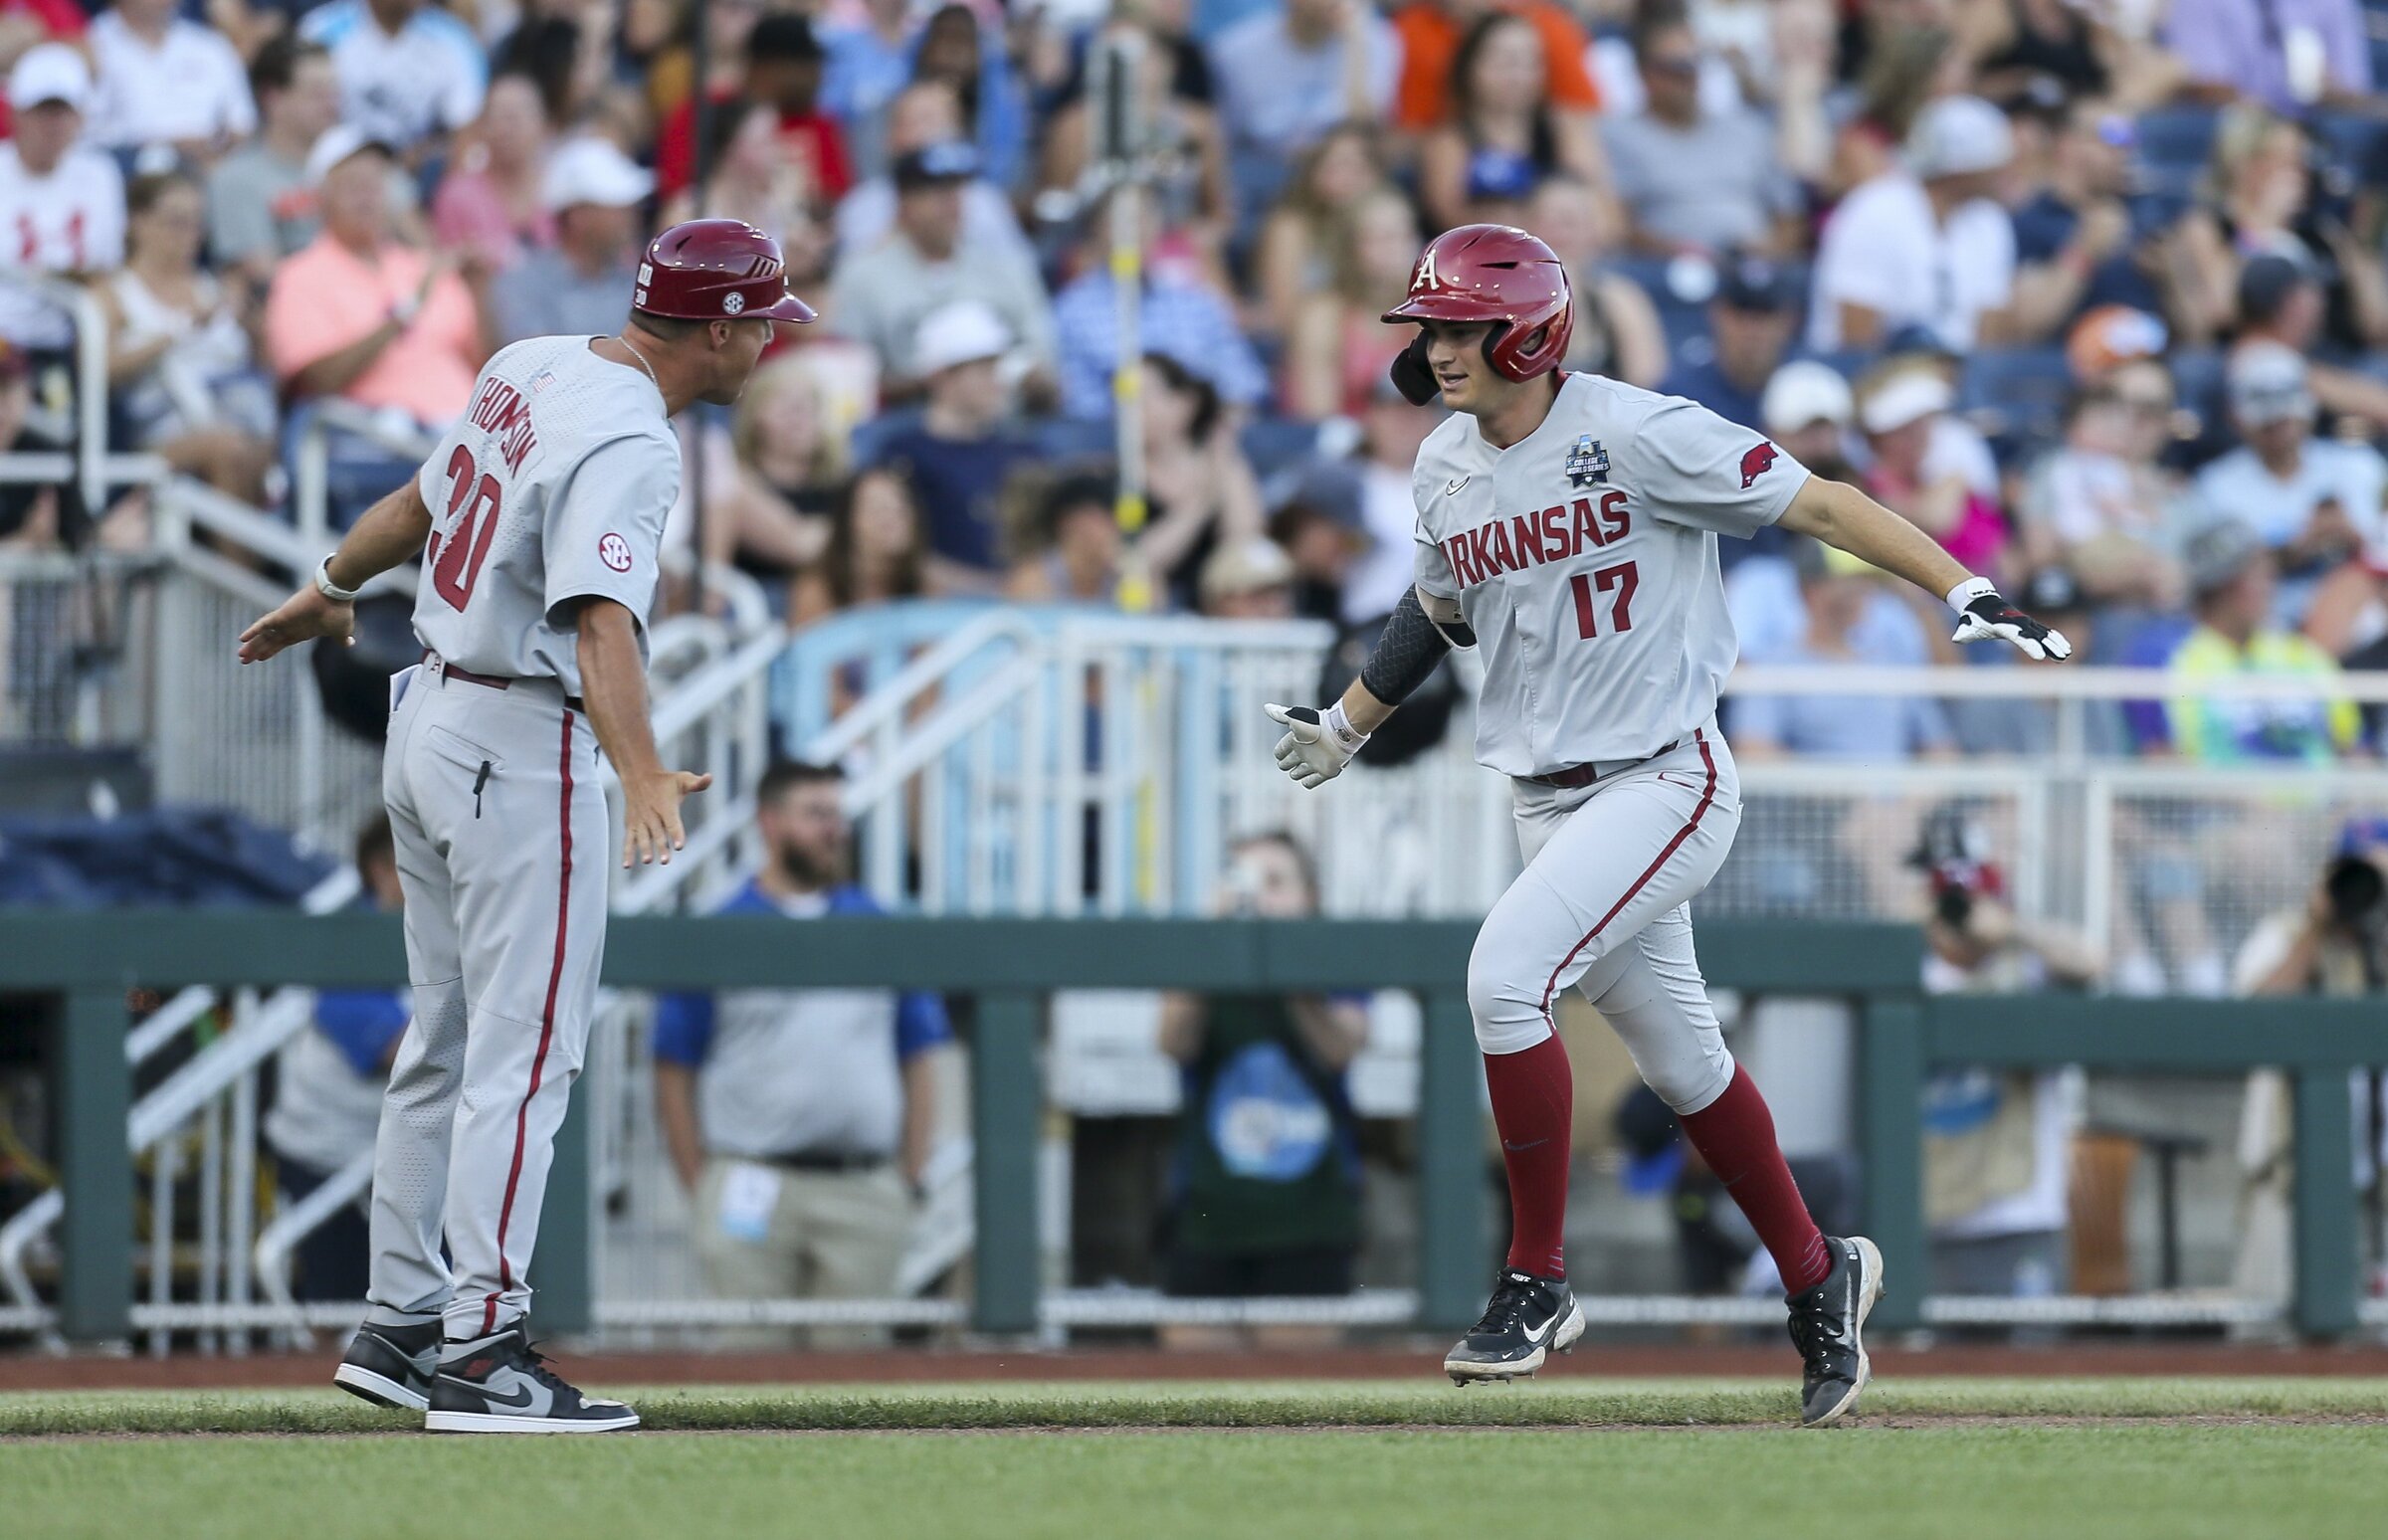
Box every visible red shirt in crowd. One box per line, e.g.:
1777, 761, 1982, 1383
655, 92, 852, 204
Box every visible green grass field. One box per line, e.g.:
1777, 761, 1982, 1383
8, 1379, 2388, 1540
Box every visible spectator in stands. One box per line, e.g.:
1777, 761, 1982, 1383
1053, 199, 1267, 421
2233, 255, 2388, 439
1158, 832, 1366, 1347
2169, 106, 2388, 351
653, 760, 951, 1349
85, 0, 254, 161
209, 40, 344, 291
2020, 365, 2186, 609
838, 80, 1034, 276
488, 0, 611, 130
1734, 537, 1956, 761
2192, 344, 2386, 626
1391, 0, 1598, 135
827, 140, 1056, 400
487, 135, 653, 346
1910, 807, 2098, 1300
1284, 374, 1445, 622
1254, 123, 1388, 339
1825, 20, 1963, 200
909, 4, 1028, 193
0, 47, 124, 364
1208, 0, 1400, 230
1856, 363, 2015, 581
1941, 565, 2129, 755
1418, 10, 1603, 234
1198, 535, 1298, 620
429, 73, 555, 279
1661, 250, 1799, 430
1283, 187, 1422, 419
1811, 94, 2016, 351
1761, 361, 1857, 486
2009, 98, 2166, 341
1603, 2, 1801, 257
1045, 15, 1232, 253
789, 467, 929, 628
1006, 469, 1127, 607
868, 299, 1035, 590
0, 0, 84, 82
664, 98, 830, 289
263, 816, 409, 1303
301, 0, 488, 160
636, 0, 761, 161
0, 341, 63, 547
822, 0, 916, 180
98, 172, 275, 503
2165, 0, 2371, 114
265, 127, 482, 431
658, 12, 848, 206
2167, 518, 2360, 764
1532, 173, 1667, 389
674, 352, 839, 606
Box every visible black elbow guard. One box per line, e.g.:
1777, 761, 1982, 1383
1360, 588, 1458, 704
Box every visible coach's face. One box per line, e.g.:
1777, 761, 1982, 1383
759, 781, 849, 888
1420, 319, 1502, 413
701, 316, 779, 405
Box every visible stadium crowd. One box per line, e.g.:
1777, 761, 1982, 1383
2, 0, 2388, 769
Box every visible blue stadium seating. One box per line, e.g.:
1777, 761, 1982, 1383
2131, 105, 2222, 198
1958, 346, 2076, 449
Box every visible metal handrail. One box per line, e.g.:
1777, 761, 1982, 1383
0, 269, 114, 511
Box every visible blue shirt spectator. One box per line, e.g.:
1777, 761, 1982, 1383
1054, 269, 1268, 420
822, 0, 916, 179
2165, 0, 2371, 114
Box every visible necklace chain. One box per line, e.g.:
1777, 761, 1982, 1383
617, 336, 662, 398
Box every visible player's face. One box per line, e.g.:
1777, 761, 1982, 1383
702, 317, 778, 405
1420, 319, 1502, 412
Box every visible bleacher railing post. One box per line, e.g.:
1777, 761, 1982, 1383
972, 992, 1042, 1334
2291, 1064, 2359, 1338
59, 987, 131, 1344
1417, 988, 1487, 1333
1858, 995, 1926, 1332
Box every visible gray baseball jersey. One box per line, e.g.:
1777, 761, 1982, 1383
410, 334, 679, 693
1413, 372, 1808, 776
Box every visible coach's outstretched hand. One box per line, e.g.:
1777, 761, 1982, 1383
239, 585, 353, 663
1951, 590, 2073, 662
1266, 701, 1370, 789
621, 766, 714, 868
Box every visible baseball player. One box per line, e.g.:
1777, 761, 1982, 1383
238, 220, 815, 1433
1266, 226, 2070, 1427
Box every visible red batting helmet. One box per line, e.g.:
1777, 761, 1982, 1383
635, 219, 817, 325
1382, 224, 1572, 382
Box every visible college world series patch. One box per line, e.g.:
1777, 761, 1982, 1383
1565, 435, 1609, 488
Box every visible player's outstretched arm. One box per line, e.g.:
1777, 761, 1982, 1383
238, 482, 435, 663
575, 598, 713, 866
1778, 476, 2074, 661
1266, 587, 1472, 789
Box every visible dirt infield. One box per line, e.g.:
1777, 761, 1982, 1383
9, 1340, 2388, 1394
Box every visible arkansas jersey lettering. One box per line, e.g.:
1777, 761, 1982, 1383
1738, 442, 1780, 489
1443, 491, 1631, 589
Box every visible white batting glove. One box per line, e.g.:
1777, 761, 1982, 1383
1947, 577, 2073, 662
1265, 701, 1369, 789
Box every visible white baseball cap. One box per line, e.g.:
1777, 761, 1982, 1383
2228, 340, 2313, 427
1859, 369, 1954, 435
8, 44, 91, 113
304, 123, 395, 186
1761, 361, 1855, 436
910, 299, 1012, 377
1199, 536, 1295, 605
542, 136, 655, 213
1906, 96, 2014, 180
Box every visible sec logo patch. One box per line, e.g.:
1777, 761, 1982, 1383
598, 533, 633, 572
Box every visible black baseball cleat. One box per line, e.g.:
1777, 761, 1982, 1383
1787, 1235, 1885, 1427
332, 1319, 441, 1412
1444, 1270, 1586, 1384
423, 1327, 640, 1434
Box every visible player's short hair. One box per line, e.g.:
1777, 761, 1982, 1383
250, 36, 328, 101
628, 309, 702, 341
355, 812, 396, 874
757, 759, 843, 805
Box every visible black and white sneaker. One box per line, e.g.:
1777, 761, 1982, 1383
333, 1319, 440, 1412
423, 1328, 640, 1435
1444, 1270, 1586, 1384
1788, 1236, 1884, 1427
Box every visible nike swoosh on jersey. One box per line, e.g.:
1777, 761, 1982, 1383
1445, 477, 1471, 495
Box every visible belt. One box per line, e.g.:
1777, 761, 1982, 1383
424, 651, 584, 712
758, 1151, 891, 1174
1526, 739, 1680, 789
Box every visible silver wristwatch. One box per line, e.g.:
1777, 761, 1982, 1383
315, 554, 360, 603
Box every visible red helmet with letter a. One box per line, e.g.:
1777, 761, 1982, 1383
1381, 224, 1572, 401
634, 219, 817, 324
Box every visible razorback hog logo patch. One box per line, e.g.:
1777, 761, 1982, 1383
1738, 441, 1780, 489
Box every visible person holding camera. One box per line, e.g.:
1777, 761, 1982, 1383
1911, 809, 2100, 1299
2230, 818, 2388, 1323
